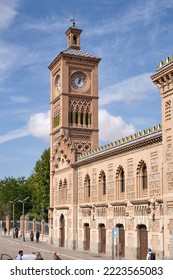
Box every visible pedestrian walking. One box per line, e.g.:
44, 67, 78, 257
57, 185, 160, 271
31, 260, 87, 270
4, 227, 7, 237
146, 248, 156, 260
15, 250, 23, 260
53, 252, 61, 260
36, 230, 40, 242
146, 248, 151, 260
30, 231, 34, 241
35, 252, 43, 260
15, 227, 18, 238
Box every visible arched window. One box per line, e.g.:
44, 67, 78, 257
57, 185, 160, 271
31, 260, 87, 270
136, 160, 148, 198
116, 166, 125, 200
98, 170, 106, 201
63, 178, 67, 204
69, 111, 73, 125
75, 111, 78, 125
84, 174, 90, 203
73, 35, 77, 45
120, 168, 125, 193
59, 180, 63, 205
86, 112, 88, 126
102, 174, 106, 195
81, 111, 83, 125
141, 163, 147, 190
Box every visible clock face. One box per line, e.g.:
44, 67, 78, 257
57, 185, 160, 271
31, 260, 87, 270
56, 76, 60, 92
71, 73, 86, 89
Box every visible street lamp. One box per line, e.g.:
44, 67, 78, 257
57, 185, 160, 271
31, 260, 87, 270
9, 198, 18, 238
18, 196, 29, 242
40, 208, 45, 220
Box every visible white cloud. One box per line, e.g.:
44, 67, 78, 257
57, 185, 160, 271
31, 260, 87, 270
0, 127, 29, 144
0, 109, 135, 145
99, 109, 135, 143
86, 0, 159, 37
27, 109, 135, 144
0, 110, 50, 144
99, 73, 156, 106
10, 96, 31, 103
0, 0, 19, 30
0, 43, 42, 84
27, 111, 50, 141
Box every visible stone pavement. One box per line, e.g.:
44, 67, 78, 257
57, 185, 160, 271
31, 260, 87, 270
0, 235, 113, 260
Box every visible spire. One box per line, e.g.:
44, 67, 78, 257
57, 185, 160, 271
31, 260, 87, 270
65, 13, 82, 50
70, 11, 77, 27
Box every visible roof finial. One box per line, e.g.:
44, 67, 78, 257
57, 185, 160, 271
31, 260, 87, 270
70, 11, 77, 27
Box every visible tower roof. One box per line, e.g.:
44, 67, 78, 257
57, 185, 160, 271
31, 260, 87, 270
48, 24, 101, 69
61, 48, 100, 59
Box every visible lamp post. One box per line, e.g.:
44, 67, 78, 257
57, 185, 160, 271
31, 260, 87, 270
40, 208, 45, 220
18, 196, 29, 242
146, 196, 159, 221
9, 198, 18, 238
150, 196, 159, 221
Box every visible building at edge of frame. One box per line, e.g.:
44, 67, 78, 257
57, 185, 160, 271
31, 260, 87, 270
48, 22, 173, 260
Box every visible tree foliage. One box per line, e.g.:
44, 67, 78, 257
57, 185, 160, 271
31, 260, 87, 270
28, 148, 50, 221
0, 148, 50, 222
0, 176, 32, 220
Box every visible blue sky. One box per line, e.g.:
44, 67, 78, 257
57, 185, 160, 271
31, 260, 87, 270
0, 0, 173, 179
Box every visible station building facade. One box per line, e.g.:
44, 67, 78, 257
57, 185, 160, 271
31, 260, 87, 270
48, 23, 173, 260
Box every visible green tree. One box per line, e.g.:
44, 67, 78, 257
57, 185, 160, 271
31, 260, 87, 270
28, 148, 50, 221
0, 176, 32, 220
0, 148, 50, 222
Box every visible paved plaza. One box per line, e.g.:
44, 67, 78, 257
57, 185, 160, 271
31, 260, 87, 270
0, 235, 112, 260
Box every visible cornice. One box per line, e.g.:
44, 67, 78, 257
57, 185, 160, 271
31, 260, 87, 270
75, 128, 162, 166
68, 93, 97, 100
79, 204, 93, 208
156, 55, 173, 71
110, 201, 127, 207
151, 65, 173, 81
66, 59, 98, 68
55, 205, 69, 210
130, 199, 149, 205
93, 203, 109, 208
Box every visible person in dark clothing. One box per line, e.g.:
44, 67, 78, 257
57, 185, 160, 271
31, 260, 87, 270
30, 231, 34, 241
15, 228, 18, 238
53, 252, 61, 260
36, 230, 40, 242
4, 227, 7, 236
15, 250, 23, 260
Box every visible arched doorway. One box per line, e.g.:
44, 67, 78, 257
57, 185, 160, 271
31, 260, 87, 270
98, 223, 106, 253
59, 214, 65, 247
137, 224, 148, 260
84, 223, 90, 251
116, 223, 125, 257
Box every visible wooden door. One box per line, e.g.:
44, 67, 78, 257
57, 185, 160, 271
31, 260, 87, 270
99, 226, 106, 253
119, 226, 125, 257
59, 214, 65, 247
60, 227, 65, 247
85, 226, 90, 251
139, 225, 148, 260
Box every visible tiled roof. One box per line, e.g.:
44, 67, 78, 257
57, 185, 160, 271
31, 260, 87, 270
77, 124, 162, 161
61, 48, 100, 59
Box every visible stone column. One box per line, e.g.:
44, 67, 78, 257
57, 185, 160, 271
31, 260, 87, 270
6, 215, 10, 236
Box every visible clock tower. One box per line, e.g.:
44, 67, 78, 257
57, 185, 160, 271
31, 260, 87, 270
48, 24, 101, 240
49, 24, 101, 168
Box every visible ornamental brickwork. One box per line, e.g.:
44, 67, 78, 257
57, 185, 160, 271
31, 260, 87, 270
49, 25, 173, 259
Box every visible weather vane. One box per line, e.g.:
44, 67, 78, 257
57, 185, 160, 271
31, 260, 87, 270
70, 12, 77, 27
